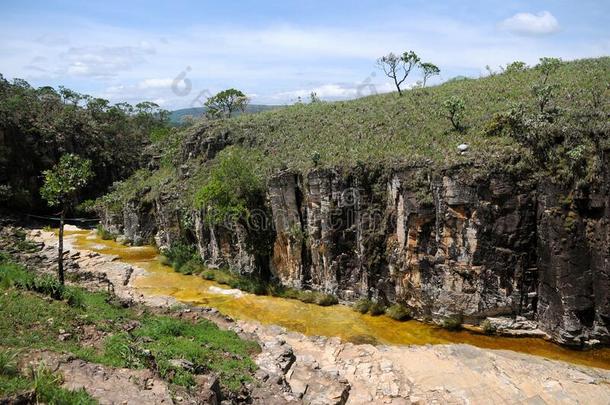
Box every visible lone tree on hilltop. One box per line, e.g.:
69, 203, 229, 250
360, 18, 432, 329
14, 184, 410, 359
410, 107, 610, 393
420, 62, 440, 87
377, 51, 421, 96
443, 96, 466, 132
41, 154, 93, 285
205, 89, 249, 118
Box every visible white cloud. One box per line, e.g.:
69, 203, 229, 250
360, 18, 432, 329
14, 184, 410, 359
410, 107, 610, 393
60, 45, 156, 78
499, 11, 560, 36
272, 82, 396, 102
138, 78, 174, 89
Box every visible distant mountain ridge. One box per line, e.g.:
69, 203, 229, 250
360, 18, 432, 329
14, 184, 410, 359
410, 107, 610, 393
170, 105, 281, 124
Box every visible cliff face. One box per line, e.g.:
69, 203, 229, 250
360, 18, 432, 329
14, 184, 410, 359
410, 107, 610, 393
98, 144, 609, 346
536, 153, 610, 345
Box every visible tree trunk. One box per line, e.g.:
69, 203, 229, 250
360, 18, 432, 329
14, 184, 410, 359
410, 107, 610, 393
58, 208, 65, 285
394, 77, 402, 96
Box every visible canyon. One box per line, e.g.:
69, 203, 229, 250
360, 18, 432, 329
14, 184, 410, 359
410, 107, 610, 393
98, 125, 610, 348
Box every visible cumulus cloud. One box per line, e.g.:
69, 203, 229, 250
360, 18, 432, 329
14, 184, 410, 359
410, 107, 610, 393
499, 11, 560, 36
60, 44, 156, 78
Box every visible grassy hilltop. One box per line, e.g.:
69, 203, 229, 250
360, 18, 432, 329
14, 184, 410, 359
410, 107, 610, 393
101, 57, 610, 213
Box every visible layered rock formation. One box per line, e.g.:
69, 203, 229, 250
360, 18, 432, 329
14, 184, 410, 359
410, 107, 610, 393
98, 132, 610, 346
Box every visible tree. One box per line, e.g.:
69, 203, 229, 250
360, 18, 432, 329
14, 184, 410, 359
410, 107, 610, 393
503, 61, 528, 74
420, 62, 440, 87
40, 154, 94, 285
533, 57, 562, 113
442, 96, 465, 131
377, 51, 420, 96
205, 89, 249, 118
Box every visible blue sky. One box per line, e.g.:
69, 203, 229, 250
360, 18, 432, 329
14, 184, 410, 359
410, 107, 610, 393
1, 0, 608, 109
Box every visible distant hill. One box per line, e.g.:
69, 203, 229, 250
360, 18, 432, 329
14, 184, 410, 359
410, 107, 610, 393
170, 105, 281, 125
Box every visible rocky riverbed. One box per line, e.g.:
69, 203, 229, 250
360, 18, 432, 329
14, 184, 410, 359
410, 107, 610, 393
19, 227, 610, 404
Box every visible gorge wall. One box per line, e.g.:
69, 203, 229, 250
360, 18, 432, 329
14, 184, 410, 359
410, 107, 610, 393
98, 132, 609, 348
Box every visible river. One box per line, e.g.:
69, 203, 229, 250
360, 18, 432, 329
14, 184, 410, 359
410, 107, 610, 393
66, 229, 610, 370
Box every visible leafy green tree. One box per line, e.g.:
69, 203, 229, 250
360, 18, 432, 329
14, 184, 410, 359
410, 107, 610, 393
533, 57, 562, 113
504, 61, 528, 74
442, 96, 466, 131
40, 154, 94, 285
420, 62, 440, 87
377, 51, 420, 95
205, 89, 249, 118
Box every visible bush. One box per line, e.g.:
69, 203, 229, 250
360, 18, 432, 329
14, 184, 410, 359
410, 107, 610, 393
316, 293, 339, 306
162, 243, 199, 272
441, 314, 464, 331
32, 274, 64, 299
62, 286, 85, 308
195, 146, 265, 224
442, 96, 465, 131
385, 304, 412, 321
480, 319, 496, 335
177, 259, 204, 275
96, 224, 116, 241
354, 299, 373, 314
369, 302, 386, 316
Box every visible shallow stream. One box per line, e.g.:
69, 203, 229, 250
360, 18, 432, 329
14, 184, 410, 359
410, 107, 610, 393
66, 229, 610, 370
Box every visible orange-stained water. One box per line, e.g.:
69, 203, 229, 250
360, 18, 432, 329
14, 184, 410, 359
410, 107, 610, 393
65, 229, 610, 369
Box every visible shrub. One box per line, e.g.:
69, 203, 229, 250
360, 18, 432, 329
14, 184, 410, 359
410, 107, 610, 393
62, 286, 85, 308
96, 224, 117, 241
369, 302, 386, 316
195, 146, 265, 225
442, 96, 465, 131
385, 304, 412, 321
162, 243, 199, 272
480, 319, 496, 335
176, 259, 204, 275
315, 293, 339, 306
354, 299, 373, 314
32, 274, 64, 299
441, 314, 464, 331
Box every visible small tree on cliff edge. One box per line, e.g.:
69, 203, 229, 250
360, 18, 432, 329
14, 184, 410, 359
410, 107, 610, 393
41, 154, 93, 285
377, 51, 421, 96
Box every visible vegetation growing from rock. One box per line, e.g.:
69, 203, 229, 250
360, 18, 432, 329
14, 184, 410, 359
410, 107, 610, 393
441, 314, 464, 331
385, 304, 412, 321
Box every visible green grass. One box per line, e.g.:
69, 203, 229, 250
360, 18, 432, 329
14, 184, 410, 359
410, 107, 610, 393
98, 57, 610, 223
0, 348, 96, 404
0, 255, 259, 395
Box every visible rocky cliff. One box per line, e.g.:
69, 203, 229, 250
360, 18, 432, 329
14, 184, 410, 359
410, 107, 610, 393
98, 146, 610, 347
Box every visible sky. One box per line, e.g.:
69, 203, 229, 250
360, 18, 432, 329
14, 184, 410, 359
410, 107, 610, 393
1, 0, 608, 110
